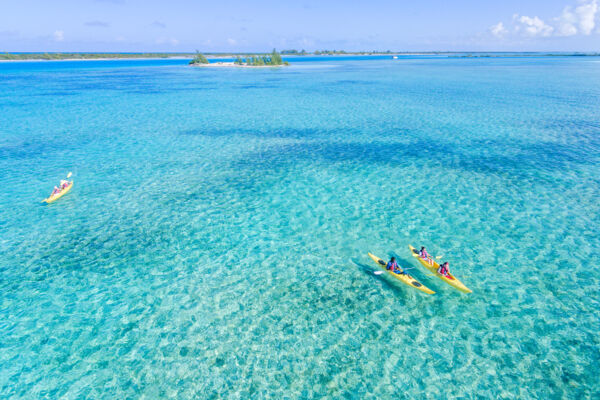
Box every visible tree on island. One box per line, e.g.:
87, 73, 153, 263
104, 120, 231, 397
314, 49, 347, 55
243, 49, 287, 66
189, 50, 209, 64
234, 56, 243, 65
270, 48, 283, 65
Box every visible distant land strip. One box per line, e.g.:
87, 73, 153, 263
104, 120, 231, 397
1, 51, 599, 61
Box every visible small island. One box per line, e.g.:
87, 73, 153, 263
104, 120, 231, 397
189, 49, 289, 68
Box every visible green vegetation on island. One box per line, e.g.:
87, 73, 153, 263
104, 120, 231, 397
189, 51, 209, 64
243, 49, 288, 66
281, 49, 307, 55
188, 49, 289, 68
315, 50, 345, 55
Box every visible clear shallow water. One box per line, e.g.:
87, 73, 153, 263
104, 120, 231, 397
1, 56, 599, 399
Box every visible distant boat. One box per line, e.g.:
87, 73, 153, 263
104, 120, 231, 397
392, 56, 398, 59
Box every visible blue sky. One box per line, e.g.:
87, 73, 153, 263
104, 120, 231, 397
0, 0, 598, 52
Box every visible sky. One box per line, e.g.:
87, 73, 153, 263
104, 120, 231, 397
0, 0, 598, 52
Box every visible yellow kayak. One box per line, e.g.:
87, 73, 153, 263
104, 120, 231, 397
408, 245, 472, 293
43, 181, 73, 204
368, 252, 435, 295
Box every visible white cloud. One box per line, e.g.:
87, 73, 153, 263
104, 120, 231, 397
555, 6, 578, 36
53, 30, 64, 41
513, 14, 554, 37
227, 38, 236, 45
490, 22, 508, 38
499, 0, 598, 39
555, 0, 598, 36
575, 0, 598, 34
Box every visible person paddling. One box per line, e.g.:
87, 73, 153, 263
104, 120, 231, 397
419, 246, 434, 265
386, 257, 405, 275
43, 172, 73, 203
438, 261, 450, 277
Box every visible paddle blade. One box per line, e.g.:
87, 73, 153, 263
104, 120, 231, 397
436, 255, 443, 260
374, 271, 384, 275
67, 172, 72, 178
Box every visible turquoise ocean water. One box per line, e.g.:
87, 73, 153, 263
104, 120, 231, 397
1, 55, 599, 398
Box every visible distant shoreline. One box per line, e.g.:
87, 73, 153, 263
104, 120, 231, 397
0, 56, 191, 63
1, 52, 598, 62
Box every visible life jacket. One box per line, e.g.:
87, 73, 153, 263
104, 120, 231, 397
387, 261, 398, 270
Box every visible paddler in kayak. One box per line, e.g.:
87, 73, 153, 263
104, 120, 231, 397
386, 257, 405, 275
60, 180, 69, 189
418, 246, 434, 265
438, 262, 450, 277
51, 186, 61, 196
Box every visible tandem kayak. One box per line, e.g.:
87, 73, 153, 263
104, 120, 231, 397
43, 181, 73, 204
408, 245, 472, 293
368, 252, 435, 295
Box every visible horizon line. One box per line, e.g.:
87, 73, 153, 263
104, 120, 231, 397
3, 50, 599, 54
